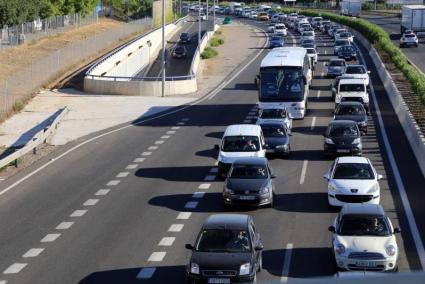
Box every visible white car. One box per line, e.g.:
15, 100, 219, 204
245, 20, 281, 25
267, 23, 275, 33
274, 24, 287, 36
256, 107, 292, 131
301, 31, 315, 41
306, 47, 318, 65
250, 12, 258, 19
329, 204, 400, 272
400, 33, 419, 47
323, 157, 382, 207
338, 32, 354, 43
335, 78, 369, 112
344, 65, 371, 87
334, 29, 347, 40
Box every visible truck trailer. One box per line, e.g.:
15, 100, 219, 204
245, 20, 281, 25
340, 0, 361, 17
401, 5, 425, 35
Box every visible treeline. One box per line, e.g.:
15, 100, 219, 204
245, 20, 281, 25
106, 0, 152, 20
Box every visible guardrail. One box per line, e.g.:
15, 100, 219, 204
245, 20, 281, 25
0, 107, 68, 169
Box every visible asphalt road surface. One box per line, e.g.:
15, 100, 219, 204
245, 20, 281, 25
0, 18, 425, 284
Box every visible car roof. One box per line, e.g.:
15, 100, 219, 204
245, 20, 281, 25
232, 157, 268, 166
339, 78, 365, 85
261, 47, 307, 68
224, 124, 262, 137
329, 120, 357, 126
203, 214, 250, 230
336, 156, 369, 164
341, 204, 385, 216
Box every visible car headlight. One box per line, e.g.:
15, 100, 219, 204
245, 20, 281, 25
335, 244, 345, 255
239, 263, 251, 276
328, 183, 338, 192
386, 245, 397, 256
190, 262, 200, 274
367, 183, 379, 194
259, 185, 271, 195
325, 138, 334, 144
352, 138, 361, 145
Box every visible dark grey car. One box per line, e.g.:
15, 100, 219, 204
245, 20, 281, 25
323, 120, 362, 157
186, 214, 263, 284
326, 59, 347, 78
223, 157, 275, 208
259, 121, 291, 157
334, 102, 368, 134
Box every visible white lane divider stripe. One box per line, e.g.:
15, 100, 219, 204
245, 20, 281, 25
158, 237, 176, 246
214, 161, 218, 166
70, 209, 87, 217
134, 158, 146, 163
193, 192, 205, 198
95, 189, 110, 196
84, 199, 99, 206
3, 263, 27, 274
0, 280, 7, 284
176, 122, 185, 126
185, 201, 199, 209
177, 212, 191, 220
148, 252, 166, 262
181, 118, 189, 122
155, 140, 164, 145
141, 152, 152, 156
199, 183, 211, 189
126, 164, 138, 170
280, 243, 293, 283
23, 248, 44, 258
310, 117, 316, 130
56, 221, 74, 230
106, 180, 120, 186
171, 126, 180, 130
137, 267, 156, 279
40, 233, 60, 243
168, 224, 184, 232
300, 160, 308, 185
148, 146, 158, 151
166, 130, 176, 135
161, 135, 171, 139
116, 172, 129, 178
204, 175, 216, 181
325, 49, 327, 54
243, 120, 251, 123
317, 90, 321, 99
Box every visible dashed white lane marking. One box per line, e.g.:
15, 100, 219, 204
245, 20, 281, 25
171, 126, 180, 130
185, 201, 199, 209
84, 199, 99, 206
40, 233, 60, 243
0, 280, 7, 284
320, 72, 324, 78
177, 212, 191, 220
204, 175, 216, 181
166, 130, 176, 135
3, 263, 27, 274
148, 252, 166, 262
116, 172, 129, 178
148, 146, 158, 151
317, 90, 321, 98
310, 117, 316, 130
324, 42, 327, 47
95, 189, 110, 196
193, 192, 205, 198
325, 49, 327, 54
158, 237, 175, 246
56, 221, 74, 230
280, 243, 293, 283
322, 62, 326, 67
106, 180, 120, 186
141, 152, 152, 156
300, 160, 308, 185
199, 183, 211, 189
136, 267, 156, 279
181, 118, 189, 122
134, 158, 146, 163
23, 248, 44, 258
177, 122, 185, 126
243, 119, 251, 123
168, 224, 184, 232
155, 140, 164, 145
70, 209, 87, 217
161, 135, 171, 139
126, 164, 138, 170
248, 112, 256, 115
214, 161, 218, 166
209, 168, 218, 173
245, 116, 255, 119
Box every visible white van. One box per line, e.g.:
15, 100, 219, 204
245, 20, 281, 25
215, 124, 266, 178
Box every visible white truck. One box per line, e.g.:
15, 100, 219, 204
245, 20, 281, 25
401, 5, 425, 35
340, 0, 361, 17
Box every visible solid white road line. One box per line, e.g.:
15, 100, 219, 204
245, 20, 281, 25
193, 192, 205, 198
311, 117, 316, 130
177, 212, 192, 220
56, 221, 74, 230
166, 130, 176, 135
204, 175, 216, 181
148, 146, 158, 151
134, 158, 146, 163
83, 199, 99, 206
116, 172, 129, 178
141, 152, 152, 156
199, 183, 211, 189
325, 49, 327, 55
171, 126, 181, 130
300, 160, 308, 185
185, 201, 199, 209
106, 180, 120, 186
23, 248, 44, 258
0, 280, 7, 284
148, 252, 166, 262
280, 243, 293, 282
70, 210, 87, 217
158, 237, 175, 246
317, 90, 321, 99
125, 164, 138, 170
3, 263, 27, 274
161, 135, 171, 139
136, 267, 156, 279
41, 233, 60, 243
323, 62, 326, 67
168, 224, 184, 232
155, 140, 164, 145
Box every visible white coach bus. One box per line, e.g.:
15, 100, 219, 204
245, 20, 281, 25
255, 47, 312, 119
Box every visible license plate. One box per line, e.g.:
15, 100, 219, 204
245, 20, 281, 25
337, 149, 350, 153
239, 196, 255, 200
355, 261, 377, 268
208, 278, 230, 284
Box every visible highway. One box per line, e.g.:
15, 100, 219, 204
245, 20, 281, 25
0, 17, 425, 284
360, 14, 425, 74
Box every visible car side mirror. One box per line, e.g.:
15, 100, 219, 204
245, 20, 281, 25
214, 144, 220, 151
394, 228, 401, 234
328, 226, 336, 233
185, 244, 194, 250
377, 174, 383, 180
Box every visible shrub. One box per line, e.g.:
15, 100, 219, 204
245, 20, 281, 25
201, 47, 218, 59
210, 37, 224, 47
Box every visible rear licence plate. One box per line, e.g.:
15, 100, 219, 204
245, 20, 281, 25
355, 261, 377, 268
208, 278, 231, 284
239, 196, 255, 200
337, 149, 350, 153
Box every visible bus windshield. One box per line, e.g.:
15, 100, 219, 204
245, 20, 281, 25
259, 67, 304, 102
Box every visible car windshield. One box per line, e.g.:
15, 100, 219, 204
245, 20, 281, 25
303, 32, 314, 36
336, 40, 349, 46
222, 136, 260, 152
345, 66, 366, 74
340, 84, 364, 92
336, 104, 366, 115
230, 165, 268, 179
261, 124, 287, 137
330, 60, 345, 67
260, 67, 304, 102
405, 34, 415, 38
340, 46, 354, 52
195, 229, 252, 252
333, 163, 374, 179
328, 124, 359, 137
275, 25, 284, 30
338, 215, 391, 236
260, 109, 287, 119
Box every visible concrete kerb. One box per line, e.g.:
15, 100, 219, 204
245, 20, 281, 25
349, 27, 425, 178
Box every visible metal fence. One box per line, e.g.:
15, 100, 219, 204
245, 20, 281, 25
0, 17, 152, 120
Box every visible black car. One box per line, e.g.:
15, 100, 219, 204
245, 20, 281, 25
180, 32, 191, 43
337, 45, 357, 61
186, 214, 263, 284
323, 120, 362, 157
223, 157, 275, 208
334, 102, 368, 134
259, 121, 291, 157
173, 46, 187, 58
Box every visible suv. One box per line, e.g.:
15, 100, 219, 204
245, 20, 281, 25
400, 33, 419, 48
179, 32, 191, 43
334, 78, 369, 112
186, 214, 263, 283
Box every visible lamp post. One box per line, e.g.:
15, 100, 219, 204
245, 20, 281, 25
198, 0, 201, 53
162, 0, 166, 97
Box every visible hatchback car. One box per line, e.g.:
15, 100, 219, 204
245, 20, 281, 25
344, 65, 370, 87
306, 47, 318, 65
179, 32, 191, 43
301, 39, 316, 48
223, 157, 275, 208
337, 45, 357, 61
301, 31, 315, 41
329, 204, 400, 272
259, 121, 291, 157
186, 214, 263, 283
400, 33, 419, 48
256, 107, 292, 131
173, 46, 187, 58
323, 156, 382, 206
334, 39, 351, 55
323, 120, 362, 157
334, 102, 368, 134
338, 32, 354, 42
269, 36, 285, 49
326, 59, 347, 78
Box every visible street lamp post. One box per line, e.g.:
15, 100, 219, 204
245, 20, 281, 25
162, 0, 166, 97
198, 0, 201, 52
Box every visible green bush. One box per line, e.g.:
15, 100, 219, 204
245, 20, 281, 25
210, 37, 224, 47
201, 47, 218, 59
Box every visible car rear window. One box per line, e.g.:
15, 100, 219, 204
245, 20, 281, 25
336, 104, 366, 115
340, 84, 365, 92
260, 109, 287, 119
329, 60, 345, 67
345, 66, 366, 74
